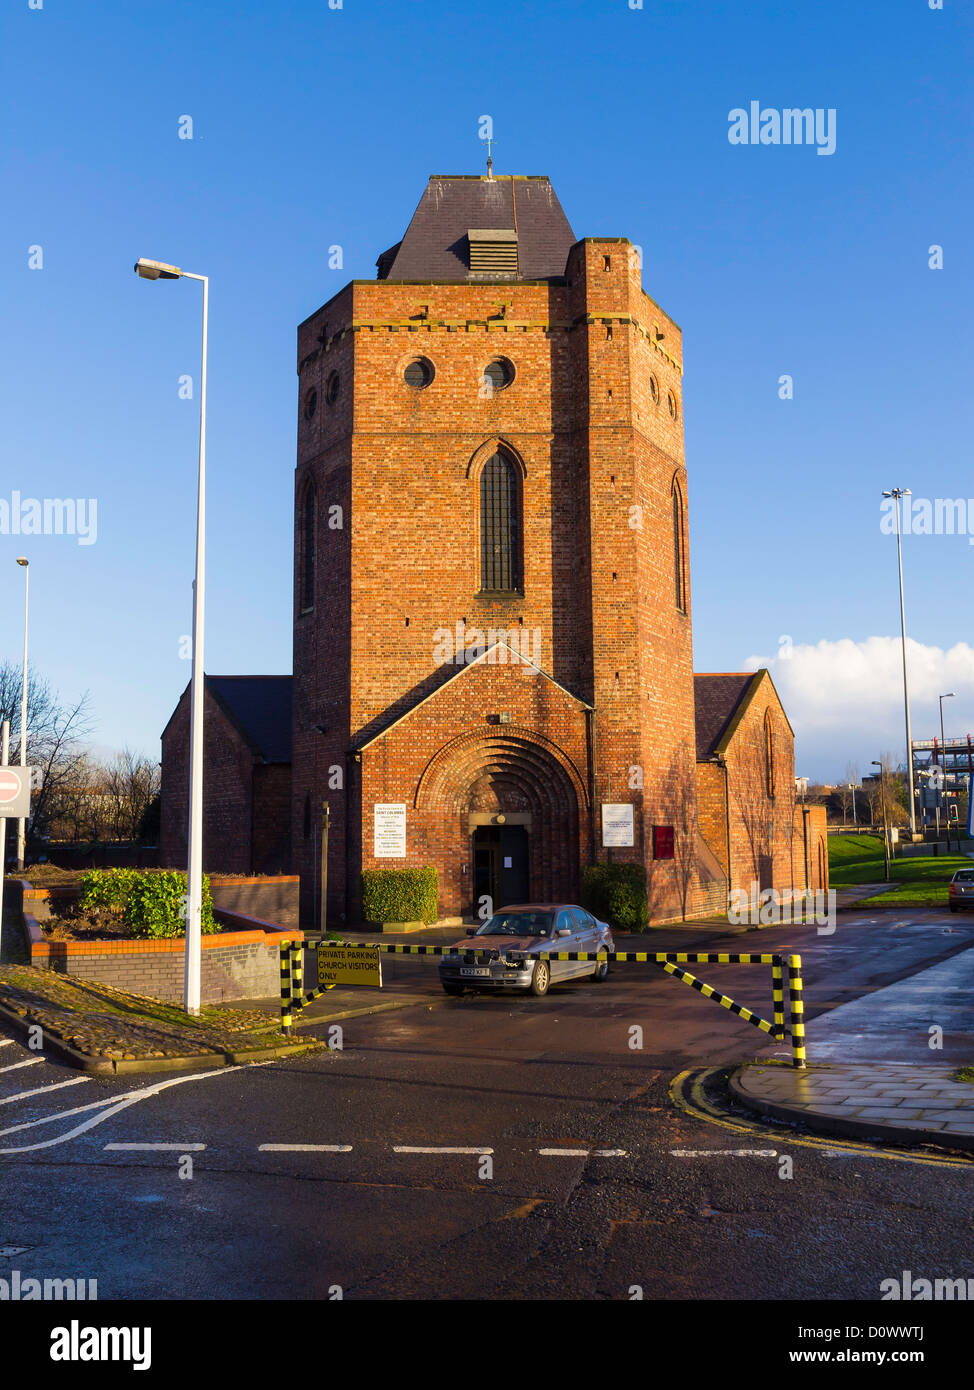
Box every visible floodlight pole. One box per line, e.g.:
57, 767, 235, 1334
134, 257, 208, 1014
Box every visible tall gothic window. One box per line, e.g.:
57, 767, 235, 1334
764, 710, 776, 798
672, 479, 686, 611
301, 483, 316, 612
480, 452, 521, 592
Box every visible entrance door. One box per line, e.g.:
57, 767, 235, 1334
472, 825, 529, 913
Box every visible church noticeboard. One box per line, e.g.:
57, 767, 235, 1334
602, 803, 635, 848
374, 803, 406, 858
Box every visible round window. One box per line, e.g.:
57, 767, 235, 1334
404, 357, 434, 390
482, 357, 515, 394
325, 372, 340, 405
667, 390, 679, 421
303, 388, 318, 421
648, 375, 659, 405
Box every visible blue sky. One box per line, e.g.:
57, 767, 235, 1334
2, 0, 971, 780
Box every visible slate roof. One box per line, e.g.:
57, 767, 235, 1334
693, 673, 762, 760
377, 175, 577, 283
204, 676, 292, 763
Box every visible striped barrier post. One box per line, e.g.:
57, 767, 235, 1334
292, 938, 304, 1019
280, 940, 295, 1036
787, 953, 806, 1069
772, 959, 785, 1042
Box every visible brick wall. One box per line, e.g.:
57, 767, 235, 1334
27, 920, 295, 1005
161, 688, 291, 876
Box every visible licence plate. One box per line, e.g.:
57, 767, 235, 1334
460, 967, 492, 977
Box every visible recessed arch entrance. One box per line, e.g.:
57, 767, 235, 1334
415, 729, 588, 915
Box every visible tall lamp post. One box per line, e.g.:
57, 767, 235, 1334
134, 257, 208, 1016
882, 488, 917, 838
940, 691, 955, 851
872, 760, 891, 880
15, 558, 29, 871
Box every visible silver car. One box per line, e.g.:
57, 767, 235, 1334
438, 903, 615, 998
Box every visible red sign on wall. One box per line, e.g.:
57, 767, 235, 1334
653, 825, 675, 860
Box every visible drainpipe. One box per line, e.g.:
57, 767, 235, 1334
585, 707, 599, 866
802, 805, 810, 891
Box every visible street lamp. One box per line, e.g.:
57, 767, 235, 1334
15, 558, 28, 872
872, 760, 891, 880
134, 255, 208, 1016
882, 488, 917, 839
940, 691, 955, 851
848, 782, 858, 827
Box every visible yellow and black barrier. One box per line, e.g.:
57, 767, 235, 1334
279, 939, 807, 1069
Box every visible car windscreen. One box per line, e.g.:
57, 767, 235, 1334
476, 912, 554, 936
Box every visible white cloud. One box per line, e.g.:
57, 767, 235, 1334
742, 636, 974, 782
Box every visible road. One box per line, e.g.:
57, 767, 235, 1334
1, 907, 972, 1301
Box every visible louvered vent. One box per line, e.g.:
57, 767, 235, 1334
467, 228, 518, 277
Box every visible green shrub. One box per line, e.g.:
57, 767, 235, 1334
361, 867, 438, 925
79, 868, 140, 913
80, 868, 216, 939
126, 870, 216, 939
580, 862, 649, 933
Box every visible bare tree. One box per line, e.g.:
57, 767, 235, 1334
0, 662, 91, 855
665, 744, 698, 919
101, 749, 160, 841
729, 727, 795, 890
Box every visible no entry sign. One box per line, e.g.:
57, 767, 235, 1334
0, 767, 34, 819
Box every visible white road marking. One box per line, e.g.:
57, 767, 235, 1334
259, 1143, 353, 1153
0, 1062, 274, 1154
393, 1145, 494, 1155
539, 1148, 627, 1157
0, 1058, 44, 1074
0, 1076, 90, 1107
670, 1148, 778, 1158
104, 1142, 206, 1151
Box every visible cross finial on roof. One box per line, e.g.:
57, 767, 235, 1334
485, 136, 494, 181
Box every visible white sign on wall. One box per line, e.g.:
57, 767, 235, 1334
374, 803, 407, 858
602, 803, 635, 848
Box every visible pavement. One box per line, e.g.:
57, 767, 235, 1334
733, 943, 974, 1149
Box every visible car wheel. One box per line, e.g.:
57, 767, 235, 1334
592, 958, 609, 982
442, 983, 465, 995
529, 960, 551, 996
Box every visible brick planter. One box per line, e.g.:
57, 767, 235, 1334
21, 874, 299, 930
21, 909, 301, 1006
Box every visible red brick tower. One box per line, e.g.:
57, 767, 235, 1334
292, 173, 697, 924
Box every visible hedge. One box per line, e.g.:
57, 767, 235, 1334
580, 862, 649, 933
361, 866, 438, 925
79, 868, 217, 939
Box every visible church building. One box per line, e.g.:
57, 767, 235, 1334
160, 169, 827, 925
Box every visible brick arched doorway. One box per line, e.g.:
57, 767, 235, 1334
415, 729, 588, 916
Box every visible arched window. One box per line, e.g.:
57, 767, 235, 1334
301, 483, 316, 612
764, 710, 776, 798
672, 479, 686, 612
480, 452, 521, 592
